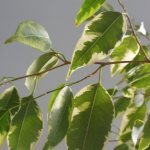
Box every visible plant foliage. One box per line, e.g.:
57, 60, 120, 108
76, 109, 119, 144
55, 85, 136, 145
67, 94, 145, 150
1, 0, 150, 150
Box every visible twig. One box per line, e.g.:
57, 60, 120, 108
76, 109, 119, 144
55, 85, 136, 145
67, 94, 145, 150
50, 48, 69, 63
34, 65, 102, 99
0, 63, 69, 86
118, 0, 150, 61
1, 59, 150, 87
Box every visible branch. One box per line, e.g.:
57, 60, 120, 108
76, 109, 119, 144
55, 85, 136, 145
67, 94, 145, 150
1, 59, 150, 87
0, 63, 69, 86
118, 0, 150, 61
34, 65, 102, 99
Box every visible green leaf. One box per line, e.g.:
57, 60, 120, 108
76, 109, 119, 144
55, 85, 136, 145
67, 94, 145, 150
8, 96, 43, 150
0, 110, 10, 148
110, 36, 140, 76
132, 120, 144, 146
67, 83, 114, 150
119, 103, 147, 143
25, 52, 58, 93
100, 2, 114, 12
114, 144, 129, 150
43, 86, 73, 150
114, 97, 131, 117
5, 20, 52, 52
47, 84, 65, 112
131, 74, 150, 88
139, 115, 150, 150
76, 0, 106, 26
0, 86, 20, 115
67, 11, 127, 79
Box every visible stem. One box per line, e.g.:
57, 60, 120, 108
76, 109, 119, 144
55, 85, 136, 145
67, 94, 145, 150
50, 48, 69, 63
118, 0, 150, 61
0, 63, 69, 86
1, 60, 150, 87
35, 65, 102, 99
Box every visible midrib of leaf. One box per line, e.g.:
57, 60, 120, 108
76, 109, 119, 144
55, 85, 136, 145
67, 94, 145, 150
75, 14, 122, 65
13, 35, 49, 39
81, 84, 99, 150
16, 101, 30, 149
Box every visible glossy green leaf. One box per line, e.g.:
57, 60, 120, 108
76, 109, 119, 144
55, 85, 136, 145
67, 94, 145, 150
114, 97, 131, 117
0, 86, 20, 115
43, 86, 73, 150
0, 110, 10, 148
119, 103, 147, 143
8, 96, 43, 150
139, 115, 150, 150
110, 36, 140, 76
5, 20, 52, 52
132, 120, 144, 146
25, 52, 58, 93
67, 11, 127, 79
76, 0, 106, 26
67, 83, 114, 150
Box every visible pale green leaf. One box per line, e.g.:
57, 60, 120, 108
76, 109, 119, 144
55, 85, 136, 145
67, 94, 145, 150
0, 110, 10, 148
5, 20, 52, 52
8, 96, 43, 150
139, 115, 150, 150
43, 86, 73, 150
47, 84, 65, 112
76, 0, 106, 26
25, 52, 58, 93
110, 36, 140, 76
67, 83, 114, 150
0, 86, 20, 115
67, 11, 127, 79
132, 120, 144, 146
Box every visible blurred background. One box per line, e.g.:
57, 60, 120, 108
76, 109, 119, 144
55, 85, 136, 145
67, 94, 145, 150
0, 0, 150, 149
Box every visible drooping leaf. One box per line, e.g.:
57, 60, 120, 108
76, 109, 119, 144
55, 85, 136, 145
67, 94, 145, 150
114, 97, 131, 117
110, 36, 140, 76
8, 96, 43, 150
25, 52, 58, 93
67, 11, 127, 79
139, 115, 150, 150
76, 0, 106, 26
0, 86, 20, 115
43, 86, 73, 150
132, 120, 144, 146
67, 83, 114, 150
5, 20, 52, 52
0, 110, 10, 148
47, 84, 65, 112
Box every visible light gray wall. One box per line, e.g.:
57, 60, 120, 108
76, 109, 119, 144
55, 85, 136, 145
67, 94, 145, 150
0, 0, 150, 150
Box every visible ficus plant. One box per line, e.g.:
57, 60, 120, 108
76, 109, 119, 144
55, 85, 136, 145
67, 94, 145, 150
1, 0, 150, 150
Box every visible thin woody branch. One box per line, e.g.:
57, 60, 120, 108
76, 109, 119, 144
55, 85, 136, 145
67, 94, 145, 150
118, 0, 150, 61
1, 59, 150, 87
